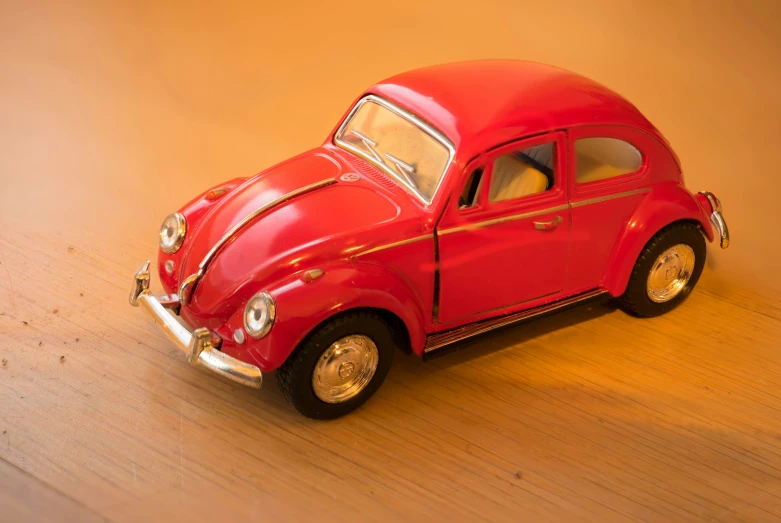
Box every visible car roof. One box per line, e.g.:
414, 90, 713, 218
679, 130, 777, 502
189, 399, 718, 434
367, 60, 669, 163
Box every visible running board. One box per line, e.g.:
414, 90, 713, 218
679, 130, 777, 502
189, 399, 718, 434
424, 289, 608, 354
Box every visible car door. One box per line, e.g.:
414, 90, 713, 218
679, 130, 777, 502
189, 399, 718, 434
436, 131, 570, 324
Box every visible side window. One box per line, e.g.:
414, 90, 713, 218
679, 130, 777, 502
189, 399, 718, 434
575, 137, 642, 184
459, 168, 484, 208
489, 143, 555, 203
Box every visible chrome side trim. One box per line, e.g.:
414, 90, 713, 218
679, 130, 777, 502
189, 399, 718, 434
438, 204, 569, 235
334, 94, 455, 205
179, 178, 337, 304
424, 289, 607, 353
352, 234, 433, 257
444, 289, 562, 325
438, 188, 650, 236
569, 187, 651, 208
130, 260, 263, 388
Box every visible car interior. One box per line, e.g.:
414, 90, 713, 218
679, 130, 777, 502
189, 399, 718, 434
458, 137, 643, 208
574, 137, 642, 184
489, 143, 555, 202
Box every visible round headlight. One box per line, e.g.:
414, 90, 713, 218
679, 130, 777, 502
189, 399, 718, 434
159, 213, 186, 254
244, 291, 276, 339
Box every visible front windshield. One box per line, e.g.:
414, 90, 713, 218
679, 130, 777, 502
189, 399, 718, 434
334, 95, 454, 204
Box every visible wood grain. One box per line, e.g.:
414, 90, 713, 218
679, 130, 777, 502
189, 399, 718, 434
0, 459, 106, 523
2, 1, 781, 521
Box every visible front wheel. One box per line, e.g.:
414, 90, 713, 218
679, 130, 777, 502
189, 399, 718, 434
276, 311, 395, 419
618, 222, 706, 317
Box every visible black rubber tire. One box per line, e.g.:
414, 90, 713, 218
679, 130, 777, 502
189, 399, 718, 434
276, 311, 395, 420
618, 222, 706, 318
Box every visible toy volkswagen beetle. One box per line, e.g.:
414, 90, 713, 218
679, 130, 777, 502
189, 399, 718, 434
130, 60, 729, 419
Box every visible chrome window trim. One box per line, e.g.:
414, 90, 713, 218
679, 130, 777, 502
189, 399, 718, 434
334, 94, 455, 206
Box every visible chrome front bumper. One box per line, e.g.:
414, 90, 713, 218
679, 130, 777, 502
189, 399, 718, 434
700, 191, 730, 249
129, 260, 263, 389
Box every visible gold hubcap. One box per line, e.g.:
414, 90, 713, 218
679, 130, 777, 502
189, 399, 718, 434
646, 244, 695, 303
312, 335, 379, 404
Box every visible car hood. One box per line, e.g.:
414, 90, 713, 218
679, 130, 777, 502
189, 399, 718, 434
178, 147, 421, 317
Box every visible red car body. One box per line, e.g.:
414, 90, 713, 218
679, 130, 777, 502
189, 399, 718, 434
131, 60, 728, 412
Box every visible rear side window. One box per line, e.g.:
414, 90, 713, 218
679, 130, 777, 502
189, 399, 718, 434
575, 138, 642, 184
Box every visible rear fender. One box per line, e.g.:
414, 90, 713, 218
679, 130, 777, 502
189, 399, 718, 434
603, 182, 714, 296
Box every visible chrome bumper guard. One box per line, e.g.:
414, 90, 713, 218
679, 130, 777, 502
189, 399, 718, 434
699, 191, 730, 249
129, 260, 262, 389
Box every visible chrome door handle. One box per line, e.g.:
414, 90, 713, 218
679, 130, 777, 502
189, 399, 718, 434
533, 215, 563, 231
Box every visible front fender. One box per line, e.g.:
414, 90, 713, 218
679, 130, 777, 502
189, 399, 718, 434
603, 182, 714, 296
218, 260, 427, 371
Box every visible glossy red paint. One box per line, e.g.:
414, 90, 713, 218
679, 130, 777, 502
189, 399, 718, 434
436, 131, 570, 323
366, 61, 680, 177
602, 183, 714, 296
154, 60, 719, 372
158, 176, 246, 294
566, 124, 684, 294
214, 260, 430, 370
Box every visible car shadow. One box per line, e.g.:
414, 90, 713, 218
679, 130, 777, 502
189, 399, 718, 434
418, 296, 619, 369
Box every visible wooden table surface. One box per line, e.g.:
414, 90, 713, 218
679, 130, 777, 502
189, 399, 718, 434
2, 1, 781, 521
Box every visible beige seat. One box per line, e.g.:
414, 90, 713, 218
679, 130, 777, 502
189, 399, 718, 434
489, 155, 548, 202
575, 138, 642, 184
576, 153, 625, 183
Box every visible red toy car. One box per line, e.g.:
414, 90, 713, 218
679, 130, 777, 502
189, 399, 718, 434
130, 60, 729, 419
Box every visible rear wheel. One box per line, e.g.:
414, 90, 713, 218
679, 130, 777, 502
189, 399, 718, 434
276, 311, 394, 419
619, 222, 706, 317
